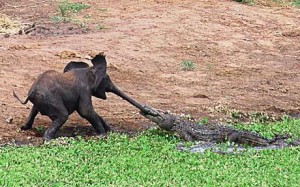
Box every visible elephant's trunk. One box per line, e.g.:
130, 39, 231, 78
107, 83, 145, 110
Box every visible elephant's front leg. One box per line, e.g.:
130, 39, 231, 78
77, 96, 110, 134
98, 115, 111, 132
21, 106, 39, 130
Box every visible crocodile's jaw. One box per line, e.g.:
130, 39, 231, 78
140, 112, 164, 124
139, 105, 165, 123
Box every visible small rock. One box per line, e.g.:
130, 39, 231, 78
6, 116, 13, 124
55, 50, 80, 59
4, 33, 10, 38
193, 93, 209, 99
85, 55, 93, 60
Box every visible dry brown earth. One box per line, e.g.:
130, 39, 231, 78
0, 0, 299, 144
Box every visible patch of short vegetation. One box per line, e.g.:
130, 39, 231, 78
180, 60, 196, 71
97, 8, 108, 12
58, 1, 90, 17
291, 0, 300, 7
34, 126, 45, 135
51, 0, 90, 22
96, 24, 105, 30
51, 15, 69, 22
234, 0, 300, 7
198, 117, 209, 125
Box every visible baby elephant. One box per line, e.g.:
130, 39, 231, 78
63, 61, 157, 116
13, 53, 110, 140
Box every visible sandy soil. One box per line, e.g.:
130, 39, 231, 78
0, 0, 299, 145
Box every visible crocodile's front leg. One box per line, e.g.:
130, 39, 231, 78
173, 125, 194, 141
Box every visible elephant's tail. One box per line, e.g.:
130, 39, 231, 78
13, 91, 29, 105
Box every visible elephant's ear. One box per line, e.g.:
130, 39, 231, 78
91, 53, 107, 92
91, 52, 106, 67
63, 61, 89, 73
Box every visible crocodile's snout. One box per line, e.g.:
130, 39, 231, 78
140, 105, 163, 117
140, 111, 164, 124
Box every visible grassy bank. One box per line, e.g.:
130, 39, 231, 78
1, 119, 300, 186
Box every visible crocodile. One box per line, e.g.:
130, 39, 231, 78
140, 106, 300, 148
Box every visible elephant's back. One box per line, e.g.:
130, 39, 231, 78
36, 70, 78, 88
34, 70, 62, 90
28, 70, 76, 102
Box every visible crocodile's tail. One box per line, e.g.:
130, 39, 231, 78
268, 135, 300, 147
13, 91, 29, 105
290, 139, 300, 146
268, 134, 290, 146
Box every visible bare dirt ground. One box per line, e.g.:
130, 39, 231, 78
0, 0, 299, 145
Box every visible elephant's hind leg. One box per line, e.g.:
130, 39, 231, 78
21, 106, 39, 130
43, 106, 69, 140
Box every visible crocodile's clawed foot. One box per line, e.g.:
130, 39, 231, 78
181, 130, 195, 141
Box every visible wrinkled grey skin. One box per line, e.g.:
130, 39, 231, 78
63, 61, 156, 116
13, 54, 111, 140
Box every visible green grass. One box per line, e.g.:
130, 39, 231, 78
51, 15, 69, 22
58, 1, 90, 17
292, 0, 300, 7
234, 0, 300, 7
234, 117, 300, 139
51, 1, 90, 22
0, 119, 300, 186
180, 60, 196, 71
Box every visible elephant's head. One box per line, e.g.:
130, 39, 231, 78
63, 53, 110, 100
